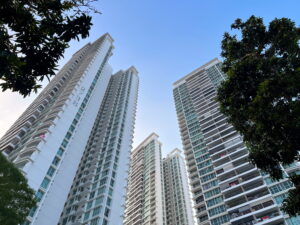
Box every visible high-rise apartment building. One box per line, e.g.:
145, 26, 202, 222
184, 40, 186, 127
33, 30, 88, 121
163, 148, 195, 225
123, 133, 166, 225
58, 67, 138, 225
124, 134, 195, 225
0, 33, 139, 225
173, 58, 300, 225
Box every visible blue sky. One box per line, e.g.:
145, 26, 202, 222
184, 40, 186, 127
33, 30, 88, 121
0, 0, 300, 156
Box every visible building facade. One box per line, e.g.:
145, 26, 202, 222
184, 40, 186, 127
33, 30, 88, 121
163, 148, 195, 225
123, 133, 166, 225
58, 67, 139, 225
0, 33, 139, 225
173, 58, 300, 225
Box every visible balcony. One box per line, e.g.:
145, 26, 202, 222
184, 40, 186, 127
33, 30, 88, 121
230, 199, 275, 221
221, 171, 261, 192
227, 190, 272, 212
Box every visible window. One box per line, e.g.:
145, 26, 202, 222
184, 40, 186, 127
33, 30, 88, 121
28, 207, 37, 217
41, 177, 50, 189
98, 186, 106, 195
69, 125, 75, 132
274, 193, 289, 204
201, 173, 216, 183
83, 211, 90, 221
104, 208, 110, 217
57, 148, 64, 157
269, 181, 293, 194
107, 197, 111, 206
208, 205, 226, 217
95, 196, 104, 206
89, 191, 95, 199
211, 214, 230, 225
86, 201, 93, 210
110, 179, 115, 187
35, 190, 44, 202
47, 167, 55, 177
90, 218, 99, 225
207, 196, 223, 207
52, 156, 60, 166
100, 178, 107, 186
61, 139, 68, 148
204, 188, 220, 199
65, 132, 72, 140
108, 188, 113, 196
93, 206, 101, 216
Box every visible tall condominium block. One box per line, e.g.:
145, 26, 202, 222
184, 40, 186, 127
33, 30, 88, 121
123, 133, 166, 225
59, 67, 138, 225
173, 58, 300, 225
163, 148, 195, 225
0, 33, 139, 225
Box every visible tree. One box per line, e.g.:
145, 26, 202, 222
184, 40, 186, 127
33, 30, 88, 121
0, 0, 99, 97
0, 153, 36, 225
217, 16, 300, 216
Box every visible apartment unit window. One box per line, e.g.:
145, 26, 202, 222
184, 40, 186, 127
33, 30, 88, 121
93, 206, 101, 216
207, 196, 223, 207
204, 188, 221, 199
211, 214, 230, 225
90, 218, 99, 225
35, 190, 44, 202
274, 193, 288, 204
52, 156, 60, 166
208, 205, 226, 217
57, 148, 64, 156
86, 201, 93, 210
95, 196, 104, 206
41, 177, 50, 189
83, 211, 90, 221
47, 167, 55, 177
269, 181, 293, 194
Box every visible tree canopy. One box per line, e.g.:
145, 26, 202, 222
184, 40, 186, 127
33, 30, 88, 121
218, 16, 300, 216
0, 0, 98, 97
0, 153, 36, 225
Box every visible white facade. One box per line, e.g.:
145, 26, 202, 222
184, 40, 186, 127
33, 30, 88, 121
124, 133, 166, 225
163, 149, 195, 225
0, 33, 139, 225
173, 59, 300, 225
58, 67, 139, 225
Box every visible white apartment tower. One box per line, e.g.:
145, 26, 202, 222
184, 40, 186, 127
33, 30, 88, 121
123, 133, 166, 225
124, 134, 196, 225
0, 33, 139, 225
173, 58, 300, 225
163, 148, 195, 225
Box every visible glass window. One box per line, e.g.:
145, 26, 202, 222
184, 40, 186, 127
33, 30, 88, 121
93, 206, 101, 216
98, 186, 106, 195
47, 166, 55, 177
86, 201, 93, 210
89, 191, 95, 200
35, 190, 44, 202
41, 177, 50, 189
90, 218, 99, 225
65, 132, 72, 140
52, 156, 60, 166
61, 139, 68, 148
95, 196, 104, 206
107, 197, 111, 206
83, 211, 90, 221
57, 148, 64, 157
69, 125, 75, 132
207, 196, 223, 207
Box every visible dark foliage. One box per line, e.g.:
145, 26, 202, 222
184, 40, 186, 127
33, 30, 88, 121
0, 0, 94, 96
0, 153, 36, 225
218, 16, 300, 216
